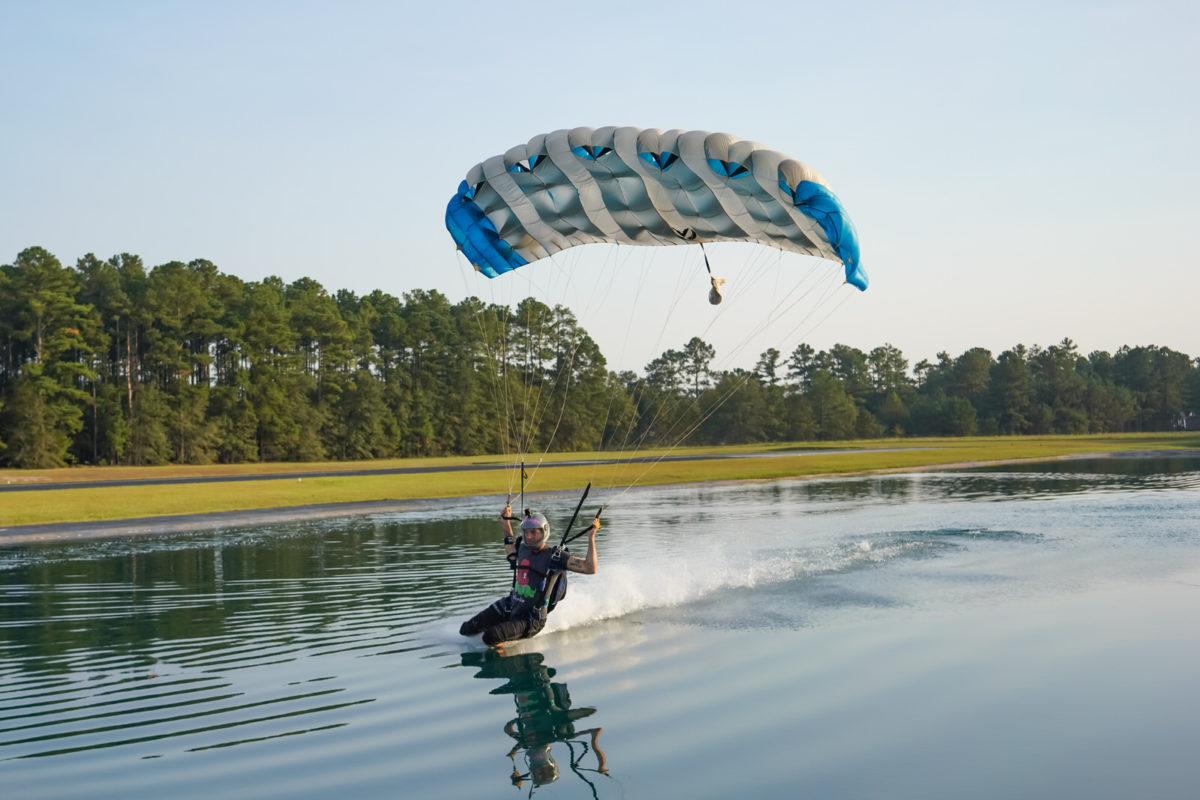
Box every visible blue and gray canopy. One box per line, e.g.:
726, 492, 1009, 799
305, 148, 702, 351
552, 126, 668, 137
446, 127, 866, 291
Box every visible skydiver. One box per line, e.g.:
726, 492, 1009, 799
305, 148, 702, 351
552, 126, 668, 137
459, 505, 600, 647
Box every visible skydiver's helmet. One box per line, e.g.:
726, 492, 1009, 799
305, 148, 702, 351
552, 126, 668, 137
521, 512, 550, 544
528, 745, 559, 786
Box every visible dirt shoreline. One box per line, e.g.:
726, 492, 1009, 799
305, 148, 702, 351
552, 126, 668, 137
2, 449, 1195, 545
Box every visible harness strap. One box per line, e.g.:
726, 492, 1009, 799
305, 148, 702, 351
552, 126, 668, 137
509, 535, 523, 591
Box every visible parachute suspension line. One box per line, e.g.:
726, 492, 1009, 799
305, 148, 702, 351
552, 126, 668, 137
603, 248, 716, 487
458, 251, 520, 497
563, 736, 611, 796
689, 245, 812, 348
557, 252, 659, 493
493, 302, 524, 496
600, 247, 652, 455
590, 240, 633, 317
470, 232, 562, 475
516, 295, 544, 465
611, 368, 759, 501
614, 302, 832, 499
593, 247, 655, 453
530, 277, 573, 475
658, 249, 830, 416
473, 287, 541, 496
460, 243, 612, 495
649, 260, 839, 451
543, 296, 617, 490
645, 245, 704, 359
605, 246, 772, 465
462, 249, 849, 506
496, 310, 522, 495
577, 245, 636, 486
598, 250, 702, 481
510, 242, 638, 493
604, 250, 681, 489
509, 155, 595, 469
610, 242, 766, 485
523, 331, 585, 487
513, 274, 554, 463
607, 354, 777, 501
708, 251, 834, 370
775, 279, 855, 350
520, 253, 582, 465
610, 267, 858, 500
608, 262, 843, 496
582, 247, 830, 493
472, 252, 608, 497
549, 245, 702, 490
498, 247, 597, 490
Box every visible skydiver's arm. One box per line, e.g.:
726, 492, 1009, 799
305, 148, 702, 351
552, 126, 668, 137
501, 505, 516, 558
590, 728, 608, 774
565, 517, 599, 574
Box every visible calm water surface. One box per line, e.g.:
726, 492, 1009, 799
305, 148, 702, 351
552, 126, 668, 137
3, 457, 1200, 799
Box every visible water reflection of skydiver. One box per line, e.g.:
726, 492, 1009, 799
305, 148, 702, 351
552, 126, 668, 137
459, 503, 599, 648
461, 649, 609, 793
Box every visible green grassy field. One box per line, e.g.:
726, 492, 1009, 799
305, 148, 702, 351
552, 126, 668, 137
2, 433, 1198, 527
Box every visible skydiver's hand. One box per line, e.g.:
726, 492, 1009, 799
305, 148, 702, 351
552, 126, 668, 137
502, 505, 515, 544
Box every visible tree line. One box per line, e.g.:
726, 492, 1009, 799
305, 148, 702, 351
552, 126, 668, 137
2, 246, 1197, 468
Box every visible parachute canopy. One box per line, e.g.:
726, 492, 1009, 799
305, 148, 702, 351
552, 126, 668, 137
446, 127, 866, 291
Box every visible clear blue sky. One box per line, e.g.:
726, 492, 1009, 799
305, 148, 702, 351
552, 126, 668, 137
2, 1, 1197, 372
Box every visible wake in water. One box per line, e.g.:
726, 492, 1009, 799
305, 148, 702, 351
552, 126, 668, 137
472, 521, 1042, 637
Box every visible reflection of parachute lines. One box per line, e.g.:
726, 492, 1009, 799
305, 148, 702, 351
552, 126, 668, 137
445, 127, 868, 494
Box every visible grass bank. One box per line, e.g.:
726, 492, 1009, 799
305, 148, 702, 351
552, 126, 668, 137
2, 433, 1197, 527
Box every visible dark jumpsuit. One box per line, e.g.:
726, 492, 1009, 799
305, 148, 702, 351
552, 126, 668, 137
460, 542, 566, 646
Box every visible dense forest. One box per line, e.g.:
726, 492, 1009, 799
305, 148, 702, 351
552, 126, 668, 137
2, 246, 1198, 469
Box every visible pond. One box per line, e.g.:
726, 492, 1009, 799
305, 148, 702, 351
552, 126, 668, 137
3, 456, 1200, 798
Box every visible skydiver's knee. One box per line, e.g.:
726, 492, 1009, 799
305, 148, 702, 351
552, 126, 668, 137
460, 613, 486, 636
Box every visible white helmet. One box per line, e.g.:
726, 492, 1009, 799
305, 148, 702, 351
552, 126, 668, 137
520, 512, 549, 536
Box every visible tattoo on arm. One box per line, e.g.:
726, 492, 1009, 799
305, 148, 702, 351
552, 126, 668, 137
566, 555, 585, 572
